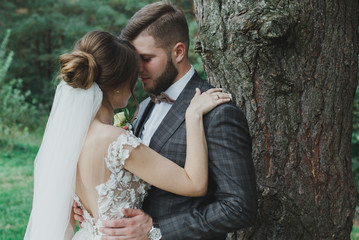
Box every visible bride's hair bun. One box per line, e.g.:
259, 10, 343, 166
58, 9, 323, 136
58, 50, 99, 89
57, 31, 139, 96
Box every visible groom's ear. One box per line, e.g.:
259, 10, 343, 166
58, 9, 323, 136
172, 42, 186, 63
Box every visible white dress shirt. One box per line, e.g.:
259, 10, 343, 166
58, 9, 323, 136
141, 66, 195, 146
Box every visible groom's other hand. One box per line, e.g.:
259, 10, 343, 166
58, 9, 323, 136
72, 200, 84, 228
101, 208, 152, 240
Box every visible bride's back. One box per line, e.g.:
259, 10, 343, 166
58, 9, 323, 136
75, 120, 121, 219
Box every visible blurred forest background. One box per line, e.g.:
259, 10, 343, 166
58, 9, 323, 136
0, 0, 203, 146
0, 0, 358, 239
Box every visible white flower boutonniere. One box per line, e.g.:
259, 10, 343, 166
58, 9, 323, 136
114, 108, 133, 131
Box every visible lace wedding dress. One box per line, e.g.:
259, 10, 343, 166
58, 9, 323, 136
72, 132, 151, 240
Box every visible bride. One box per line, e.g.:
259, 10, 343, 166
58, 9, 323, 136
24, 30, 231, 240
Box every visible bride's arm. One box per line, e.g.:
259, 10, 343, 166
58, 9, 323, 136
123, 88, 231, 197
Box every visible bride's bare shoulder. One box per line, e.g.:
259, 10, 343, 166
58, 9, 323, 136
87, 121, 127, 145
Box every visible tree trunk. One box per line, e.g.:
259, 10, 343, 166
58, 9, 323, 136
193, 0, 358, 239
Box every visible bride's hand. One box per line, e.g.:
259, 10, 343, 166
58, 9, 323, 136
186, 88, 232, 117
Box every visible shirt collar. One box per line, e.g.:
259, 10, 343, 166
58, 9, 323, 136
164, 65, 195, 101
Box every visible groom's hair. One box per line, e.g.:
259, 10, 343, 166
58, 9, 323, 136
120, 1, 189, 53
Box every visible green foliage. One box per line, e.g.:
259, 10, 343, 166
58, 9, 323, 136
352, 76, 359, 201
0, 0, 203, 113
0, 30, 14, 82
352, 46, 359, 200
352, 207, 359, 240
0, 30, 39, 148
352, 225, 359, 240
188, 17, 205, 79
353, 87, 359, 146
0, 0, 138, 105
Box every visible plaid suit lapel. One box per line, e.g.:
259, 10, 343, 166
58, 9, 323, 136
133, 98, 154, 137
149, 72, 204, 152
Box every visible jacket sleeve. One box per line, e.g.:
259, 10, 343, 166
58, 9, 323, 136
158, 103, 257, 240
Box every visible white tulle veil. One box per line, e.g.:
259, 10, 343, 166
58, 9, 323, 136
24, 80, 103, 240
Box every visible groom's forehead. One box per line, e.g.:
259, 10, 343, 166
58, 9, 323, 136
133, 40, 165, 57
133, 34, 161, 49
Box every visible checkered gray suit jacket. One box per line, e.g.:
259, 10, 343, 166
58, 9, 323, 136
133, 72, 257, 240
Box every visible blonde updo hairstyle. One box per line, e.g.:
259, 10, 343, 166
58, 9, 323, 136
58, 30, 139, 96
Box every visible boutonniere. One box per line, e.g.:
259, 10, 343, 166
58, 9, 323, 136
114, 108, 133, 131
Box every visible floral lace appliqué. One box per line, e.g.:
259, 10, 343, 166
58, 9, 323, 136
73, 131, 151, 239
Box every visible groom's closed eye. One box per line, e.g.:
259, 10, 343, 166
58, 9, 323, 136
140, 55, 153, 62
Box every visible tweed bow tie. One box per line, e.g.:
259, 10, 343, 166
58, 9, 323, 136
149, 92, 175, 104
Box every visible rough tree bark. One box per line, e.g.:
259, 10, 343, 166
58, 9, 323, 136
193, 0, 358, 239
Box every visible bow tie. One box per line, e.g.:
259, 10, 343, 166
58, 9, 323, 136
149, 92, 175, 104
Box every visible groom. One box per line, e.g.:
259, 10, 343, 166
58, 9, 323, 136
75, 2, 257, 239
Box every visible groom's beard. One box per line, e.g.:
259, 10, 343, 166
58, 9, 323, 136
149, 59, 178, 95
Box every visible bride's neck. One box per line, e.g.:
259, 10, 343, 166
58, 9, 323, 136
96, 98, 114, 125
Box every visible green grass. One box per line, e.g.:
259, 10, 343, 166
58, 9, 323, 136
0, 134, 40, 239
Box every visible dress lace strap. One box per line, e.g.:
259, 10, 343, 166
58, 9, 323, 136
105, 131, 142, 173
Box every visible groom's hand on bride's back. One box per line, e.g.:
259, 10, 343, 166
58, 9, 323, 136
100, 208, 152, 240
72, 200, 84, 228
